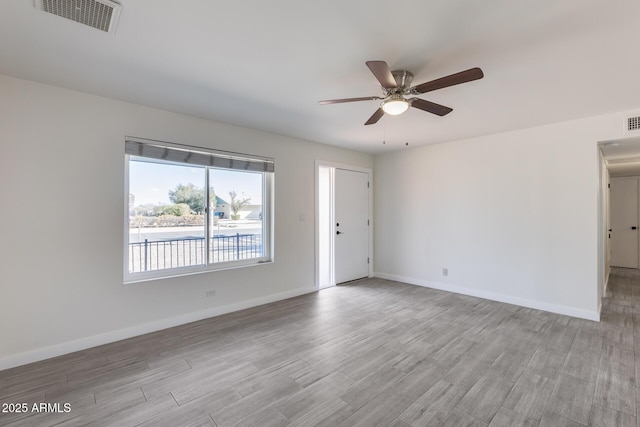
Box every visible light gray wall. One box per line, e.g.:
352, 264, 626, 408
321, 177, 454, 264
374, 111, 634, 320
0, 74, 373, 369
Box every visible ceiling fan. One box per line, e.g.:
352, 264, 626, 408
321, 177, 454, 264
319, 61, 484, 125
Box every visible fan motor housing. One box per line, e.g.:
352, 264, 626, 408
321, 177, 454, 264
389, 70, 413, 94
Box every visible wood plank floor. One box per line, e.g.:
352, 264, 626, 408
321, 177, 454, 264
1, 269, 639, 426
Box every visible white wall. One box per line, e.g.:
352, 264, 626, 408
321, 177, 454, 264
374, 111, 634, 320
0, 74, 372, 369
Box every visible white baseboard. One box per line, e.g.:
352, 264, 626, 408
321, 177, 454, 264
374, 272, 600, 322
0, 287, 316, 371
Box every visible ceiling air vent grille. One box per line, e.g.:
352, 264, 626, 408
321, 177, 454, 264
35, 0, 121, 33
628, 116, 640, 132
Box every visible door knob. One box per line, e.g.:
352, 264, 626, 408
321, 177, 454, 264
336, 231, 343, 235
633, 226, 638, 230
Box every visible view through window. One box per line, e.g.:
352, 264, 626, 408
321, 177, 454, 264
125, 140, 272, 282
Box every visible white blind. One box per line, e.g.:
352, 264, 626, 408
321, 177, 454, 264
125, 138, 275, 173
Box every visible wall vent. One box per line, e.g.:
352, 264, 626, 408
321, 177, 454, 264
627, 115, 640, 133
34, 0, 121, 33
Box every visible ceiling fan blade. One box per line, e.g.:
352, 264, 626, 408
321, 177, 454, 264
318, 96, 381, 105
412, 67, 484, 94
410, 98, 453, 116
365, 108, 384, 125
366, 61, 397, 89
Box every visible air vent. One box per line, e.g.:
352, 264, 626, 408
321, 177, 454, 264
628, 116, 640, 132
34, 0, 121, 33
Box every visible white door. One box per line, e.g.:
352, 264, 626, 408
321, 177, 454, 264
610, 177, 639, 268
334, 168, 369, 283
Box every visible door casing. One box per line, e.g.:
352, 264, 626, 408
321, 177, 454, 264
315, 160, 373, 289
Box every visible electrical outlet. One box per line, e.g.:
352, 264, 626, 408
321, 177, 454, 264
442, 268, 448, 277
205, 290, 216, 297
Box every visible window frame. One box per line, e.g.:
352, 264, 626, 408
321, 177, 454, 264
123, 138, 274, 284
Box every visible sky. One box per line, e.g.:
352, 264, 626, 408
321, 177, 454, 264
129, 158, 263, 206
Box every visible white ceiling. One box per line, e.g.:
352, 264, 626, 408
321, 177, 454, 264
2, 1, 640, 154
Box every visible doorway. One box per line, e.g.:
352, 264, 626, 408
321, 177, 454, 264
316, 162, 372, 289
599, 137, 640, 303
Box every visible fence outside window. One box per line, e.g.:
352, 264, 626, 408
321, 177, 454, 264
128, 234, 263, 273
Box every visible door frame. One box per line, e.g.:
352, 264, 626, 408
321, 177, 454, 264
597, 146, 609, 308
598, 136, 640, 313
315, 160, 373, 289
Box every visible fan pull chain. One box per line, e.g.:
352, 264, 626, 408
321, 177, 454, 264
404, 114, 409, 146
382, 117, 386, 145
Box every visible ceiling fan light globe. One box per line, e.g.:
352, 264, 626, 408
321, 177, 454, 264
382, 99, 409, 115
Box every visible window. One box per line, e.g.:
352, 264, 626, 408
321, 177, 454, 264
124, 138, 273, 283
